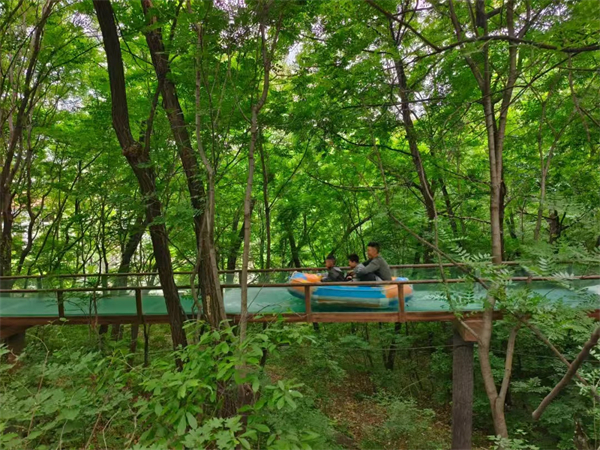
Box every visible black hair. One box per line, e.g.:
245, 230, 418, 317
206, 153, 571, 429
326, 254, 336, 262
367, 241, 380, 252
348, 254, 359, 263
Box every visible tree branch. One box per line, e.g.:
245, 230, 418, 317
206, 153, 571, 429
499, 324, 520, 405
533, 326, 600, 420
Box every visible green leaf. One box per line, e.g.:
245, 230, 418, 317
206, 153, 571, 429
284, 396, 297, 410
241, 429, 257, 439
154, 403, 163, 417
303, 431, 320, 441
215, 341, 230, 354
176, 414, 187, 436
186, 412, 198, 430
26, 431, 42, 441
60, 408, 79, 421
217, 366, 230, 380
253, 423, 270, 433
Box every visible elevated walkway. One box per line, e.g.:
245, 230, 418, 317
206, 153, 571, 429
2, 271, 599, 339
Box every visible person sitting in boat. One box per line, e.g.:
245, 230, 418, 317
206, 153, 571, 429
354, 242, 392, 281
346, 253, 378, 282
321, 254, 346, 282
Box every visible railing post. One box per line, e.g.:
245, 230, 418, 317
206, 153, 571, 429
57, 290, 65, 318
304, 285, 312, 323
398, 282, 405, 322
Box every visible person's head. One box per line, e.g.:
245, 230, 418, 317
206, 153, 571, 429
367, 241, 380, 259
348, 253, 360, 269
325, 254, 336, 269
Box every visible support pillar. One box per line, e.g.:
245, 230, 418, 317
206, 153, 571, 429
452, 327, 474, 450
4, 330, 27, 364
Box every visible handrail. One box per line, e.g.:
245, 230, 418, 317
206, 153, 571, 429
0, 261, 539, 280
2, 260, 597, 281
1, 275, 599, 294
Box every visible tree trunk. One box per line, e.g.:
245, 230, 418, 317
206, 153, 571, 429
239, 15, 282, 341
507, 211, 518, 240
546, 210, 563, 244
441, 182, 459, 237
16, 148, 45, 275
259, 135, 271, 269
446, 0, 519, 438
115, 213, 147, 346
93, 0, 187, 359
384, 322, 401, 371
287, 228, 302, 268
226, 202, 255, 284
117, 213, 147, 279
239, 106, 259, 341
141, 0, 226, 329
389, 20, 437, 263
0, 209, 13, 290
226, 210, 243, 285
391, 36, 436, 224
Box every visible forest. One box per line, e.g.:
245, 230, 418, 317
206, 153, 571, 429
0, 0, 599, 449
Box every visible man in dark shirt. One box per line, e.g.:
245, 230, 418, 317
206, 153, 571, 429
321, 254, 345, 282
354, 242, 392, 281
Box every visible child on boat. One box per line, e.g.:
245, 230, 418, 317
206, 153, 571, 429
346, 254, 378, 281
321, 254, 346, 282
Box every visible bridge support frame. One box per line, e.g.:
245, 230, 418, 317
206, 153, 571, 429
1, 327, 28, 363
452, 322, 477, 450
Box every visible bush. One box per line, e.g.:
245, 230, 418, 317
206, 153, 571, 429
0, 324, 336, 450
360, 397, 448, 449
489, 431, 540, 450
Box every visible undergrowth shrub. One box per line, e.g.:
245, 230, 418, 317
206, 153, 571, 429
0, 323, 336, 450
360, 397, 447, 450
270, 335, 348, 401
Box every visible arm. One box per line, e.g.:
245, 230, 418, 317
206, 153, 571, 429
355, 259, 380, 276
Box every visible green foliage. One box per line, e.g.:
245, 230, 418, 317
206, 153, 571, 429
360, 397, 447, 450
0, 325, 338, 450
1, 0, 599, 448
489, 430, 540, 450
0, 347, 135, 449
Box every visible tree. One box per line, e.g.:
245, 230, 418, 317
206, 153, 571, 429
0, 0, 56, 288
239, 0, 285, 341
93, 0, 188, 358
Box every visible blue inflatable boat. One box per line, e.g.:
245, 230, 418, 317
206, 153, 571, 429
287, 272, 413, 309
